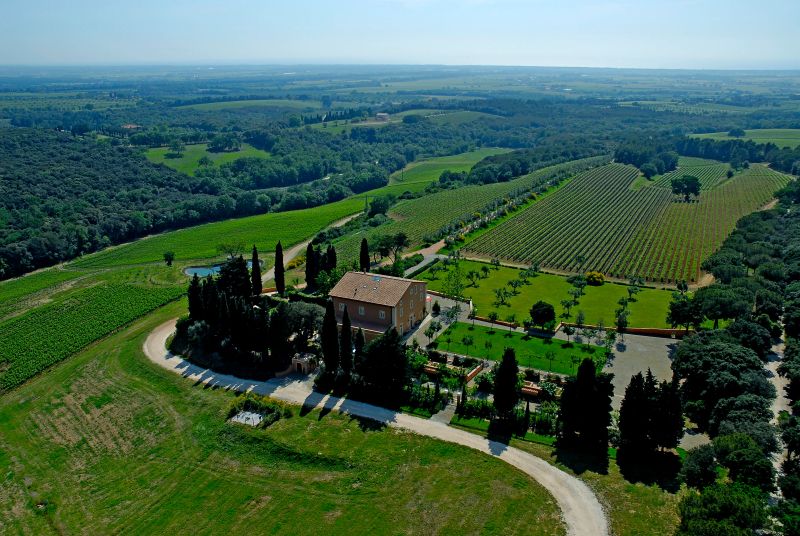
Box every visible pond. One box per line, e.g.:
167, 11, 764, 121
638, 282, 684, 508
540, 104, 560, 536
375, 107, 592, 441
184, 260, 260, 278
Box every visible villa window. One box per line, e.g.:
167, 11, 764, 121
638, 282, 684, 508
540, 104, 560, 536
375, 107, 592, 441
379, 310, 386, 320
339, 302, 345, 312
359, 306, 365, 316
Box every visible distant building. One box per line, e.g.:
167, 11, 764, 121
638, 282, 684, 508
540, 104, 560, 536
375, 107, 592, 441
375, 112, 390, 122
329, 271, 427, 340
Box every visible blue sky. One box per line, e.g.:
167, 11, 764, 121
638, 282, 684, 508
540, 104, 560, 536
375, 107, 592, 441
1, 0, 798, 69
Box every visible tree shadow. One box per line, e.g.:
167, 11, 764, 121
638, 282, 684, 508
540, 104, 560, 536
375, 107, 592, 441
553, 445, 610, 475
616, 449, 682, 492
347, 413, 388, 433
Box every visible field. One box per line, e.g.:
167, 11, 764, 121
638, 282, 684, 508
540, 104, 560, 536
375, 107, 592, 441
145, 143, 270, 175
0, 283, 183, 391
179, 98, 325, 111
0, 302, 564, 535
463, 162, 792, 283
388, 148, 511, 191
420, 260, 673, 328
437, 322, 604, 375
692, 128, 800, 149
334, 156, 610, 266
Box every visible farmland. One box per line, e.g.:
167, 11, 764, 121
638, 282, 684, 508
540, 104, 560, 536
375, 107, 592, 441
692, 128, 800, 149
436, 322, 605, 376
334, 156, 610, 265
0, 283, 183, 391
145, 143, 271, 175
463, 162, 792, 283
419, 260, 673, 328
388, 148, 511, 191
0, 302, 565, 535
178, 98, 326, 111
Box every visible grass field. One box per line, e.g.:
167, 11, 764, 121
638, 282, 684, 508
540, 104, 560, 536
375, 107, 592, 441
463, 162, 792, 283
692, 128, 800, 148
145, 143, 270, 175
388, 148, 511, 190
437, 322, 604, 375
419, 260, 673, 328
0, 302, 564, 535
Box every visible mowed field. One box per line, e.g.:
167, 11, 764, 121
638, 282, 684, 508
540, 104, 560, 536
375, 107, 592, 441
0, 302, 565, 535
692, 128, 800, 149
463, 161, 792, 283
145, 143, 271, 175
419, 260, 673, 328
388, 147, 511, 192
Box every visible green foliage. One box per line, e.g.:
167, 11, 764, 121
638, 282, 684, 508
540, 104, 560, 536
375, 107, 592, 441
0, 283, 183, 391
680, 445, 719, 489
227, 394, 293, 428
676, 484, 768, 536
492, 347, 520, 419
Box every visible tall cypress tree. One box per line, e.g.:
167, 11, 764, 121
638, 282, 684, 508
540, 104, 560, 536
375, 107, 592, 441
619, 372, 650, 452
269, 302, 291, 369
321, 300, 339, 377
354, 327, 366, 374
188, 274, 203, 320
326, 244, 337, 271
558, 358, 613, 452
251, 245, 262, 297
305, 242, 318, 291
654, 379, 683, 450
360, 238, 370, 272
275, 241, 285, 296
340, 306, 353, 376
493, 347, 520, 421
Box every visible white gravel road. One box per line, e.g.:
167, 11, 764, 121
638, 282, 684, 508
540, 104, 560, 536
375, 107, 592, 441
143, 319, 609, 536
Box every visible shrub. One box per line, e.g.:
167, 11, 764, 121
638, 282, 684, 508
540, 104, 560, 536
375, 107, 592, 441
428, 350, 447, 364
681, 444, 719, 489
227, 394, 293, 428
585, 271, 605, 286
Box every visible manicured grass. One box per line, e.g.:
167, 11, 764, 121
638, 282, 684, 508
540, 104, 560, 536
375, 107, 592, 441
420, 260, 673, 328
692, 128, 800, 149
437, 322, 604, 375
71, 197, 365, 269
145, 143, 270, 176
0, 303, 564, 535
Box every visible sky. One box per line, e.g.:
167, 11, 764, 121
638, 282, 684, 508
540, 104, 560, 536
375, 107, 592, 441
1, 0, 798, 69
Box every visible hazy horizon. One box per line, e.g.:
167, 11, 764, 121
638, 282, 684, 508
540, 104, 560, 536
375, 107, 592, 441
1, 0, 798, 70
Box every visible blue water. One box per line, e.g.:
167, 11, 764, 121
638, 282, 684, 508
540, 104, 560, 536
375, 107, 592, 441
184, 260, 259, 278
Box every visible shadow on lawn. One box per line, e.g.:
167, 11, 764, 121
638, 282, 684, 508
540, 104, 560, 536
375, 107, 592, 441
616, 449, 682, 493
553, 446, 610, 476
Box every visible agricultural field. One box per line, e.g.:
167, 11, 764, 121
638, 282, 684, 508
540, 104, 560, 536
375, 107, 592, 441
0, 283, 183, 391
420, 260, 673, 328
436, 322, 605, 376
388, 148, 511, 190
334, 156, 610, 266
145, 143, 270, 175
0, 302, 565, 535
463, 162, 792, 283
692, 128, 800, 149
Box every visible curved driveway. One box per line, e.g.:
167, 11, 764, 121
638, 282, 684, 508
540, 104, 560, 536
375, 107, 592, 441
143, 319, 608, 536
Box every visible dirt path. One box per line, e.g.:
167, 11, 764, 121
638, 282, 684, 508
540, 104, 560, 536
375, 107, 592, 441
261, 212, 361, 283
144, 319, 609, 536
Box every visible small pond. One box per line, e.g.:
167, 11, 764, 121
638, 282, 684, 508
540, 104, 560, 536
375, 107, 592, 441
184, 260, 260, 278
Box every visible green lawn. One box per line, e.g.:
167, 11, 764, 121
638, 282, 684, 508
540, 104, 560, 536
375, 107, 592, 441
145, 143, 270, 176
420, 260, 673, 328
692, 128, 800, 149
388, 147, 511, 190
0, 302, 564, 535
437, 322, 604, 376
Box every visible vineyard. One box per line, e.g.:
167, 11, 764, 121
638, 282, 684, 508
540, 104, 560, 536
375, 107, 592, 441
463, 162, 792, 283
334, 156, 611, 265
0, 283, 184, 391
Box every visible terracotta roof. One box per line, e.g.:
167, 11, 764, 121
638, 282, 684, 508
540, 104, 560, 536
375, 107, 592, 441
329, 271, 423, 307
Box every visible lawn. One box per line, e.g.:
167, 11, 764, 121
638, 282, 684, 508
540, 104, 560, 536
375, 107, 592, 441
420, 260, 673, 328
0, 302, 565, 535
145, 143, 270, 176
692, 128, 800, 149
437, 322, 604, 376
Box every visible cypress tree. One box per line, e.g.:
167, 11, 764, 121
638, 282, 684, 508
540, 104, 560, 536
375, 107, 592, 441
654, 379, 683, 450
251, 245, 262, 297
326, 244, 337, 271
321, 300, 339, 377
559, 358, 613, 452
269, 302, 290, 369
360, 238, 370, 272
340, 306, 353, 376
305, 242, 318, 291
493, 347, 520, 421
275, 241, 285, 296
619, 372, 650, 453
354, 327, 366, 374
188, 274, 203, 320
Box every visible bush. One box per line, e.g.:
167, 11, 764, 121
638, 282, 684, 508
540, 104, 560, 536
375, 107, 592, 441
681, 444, 719, 489
458, 398, 494, 420
452, 355, 478, 369
227, 394, 293, 428
585, 271, 605, 286
428, 350, 447, 364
